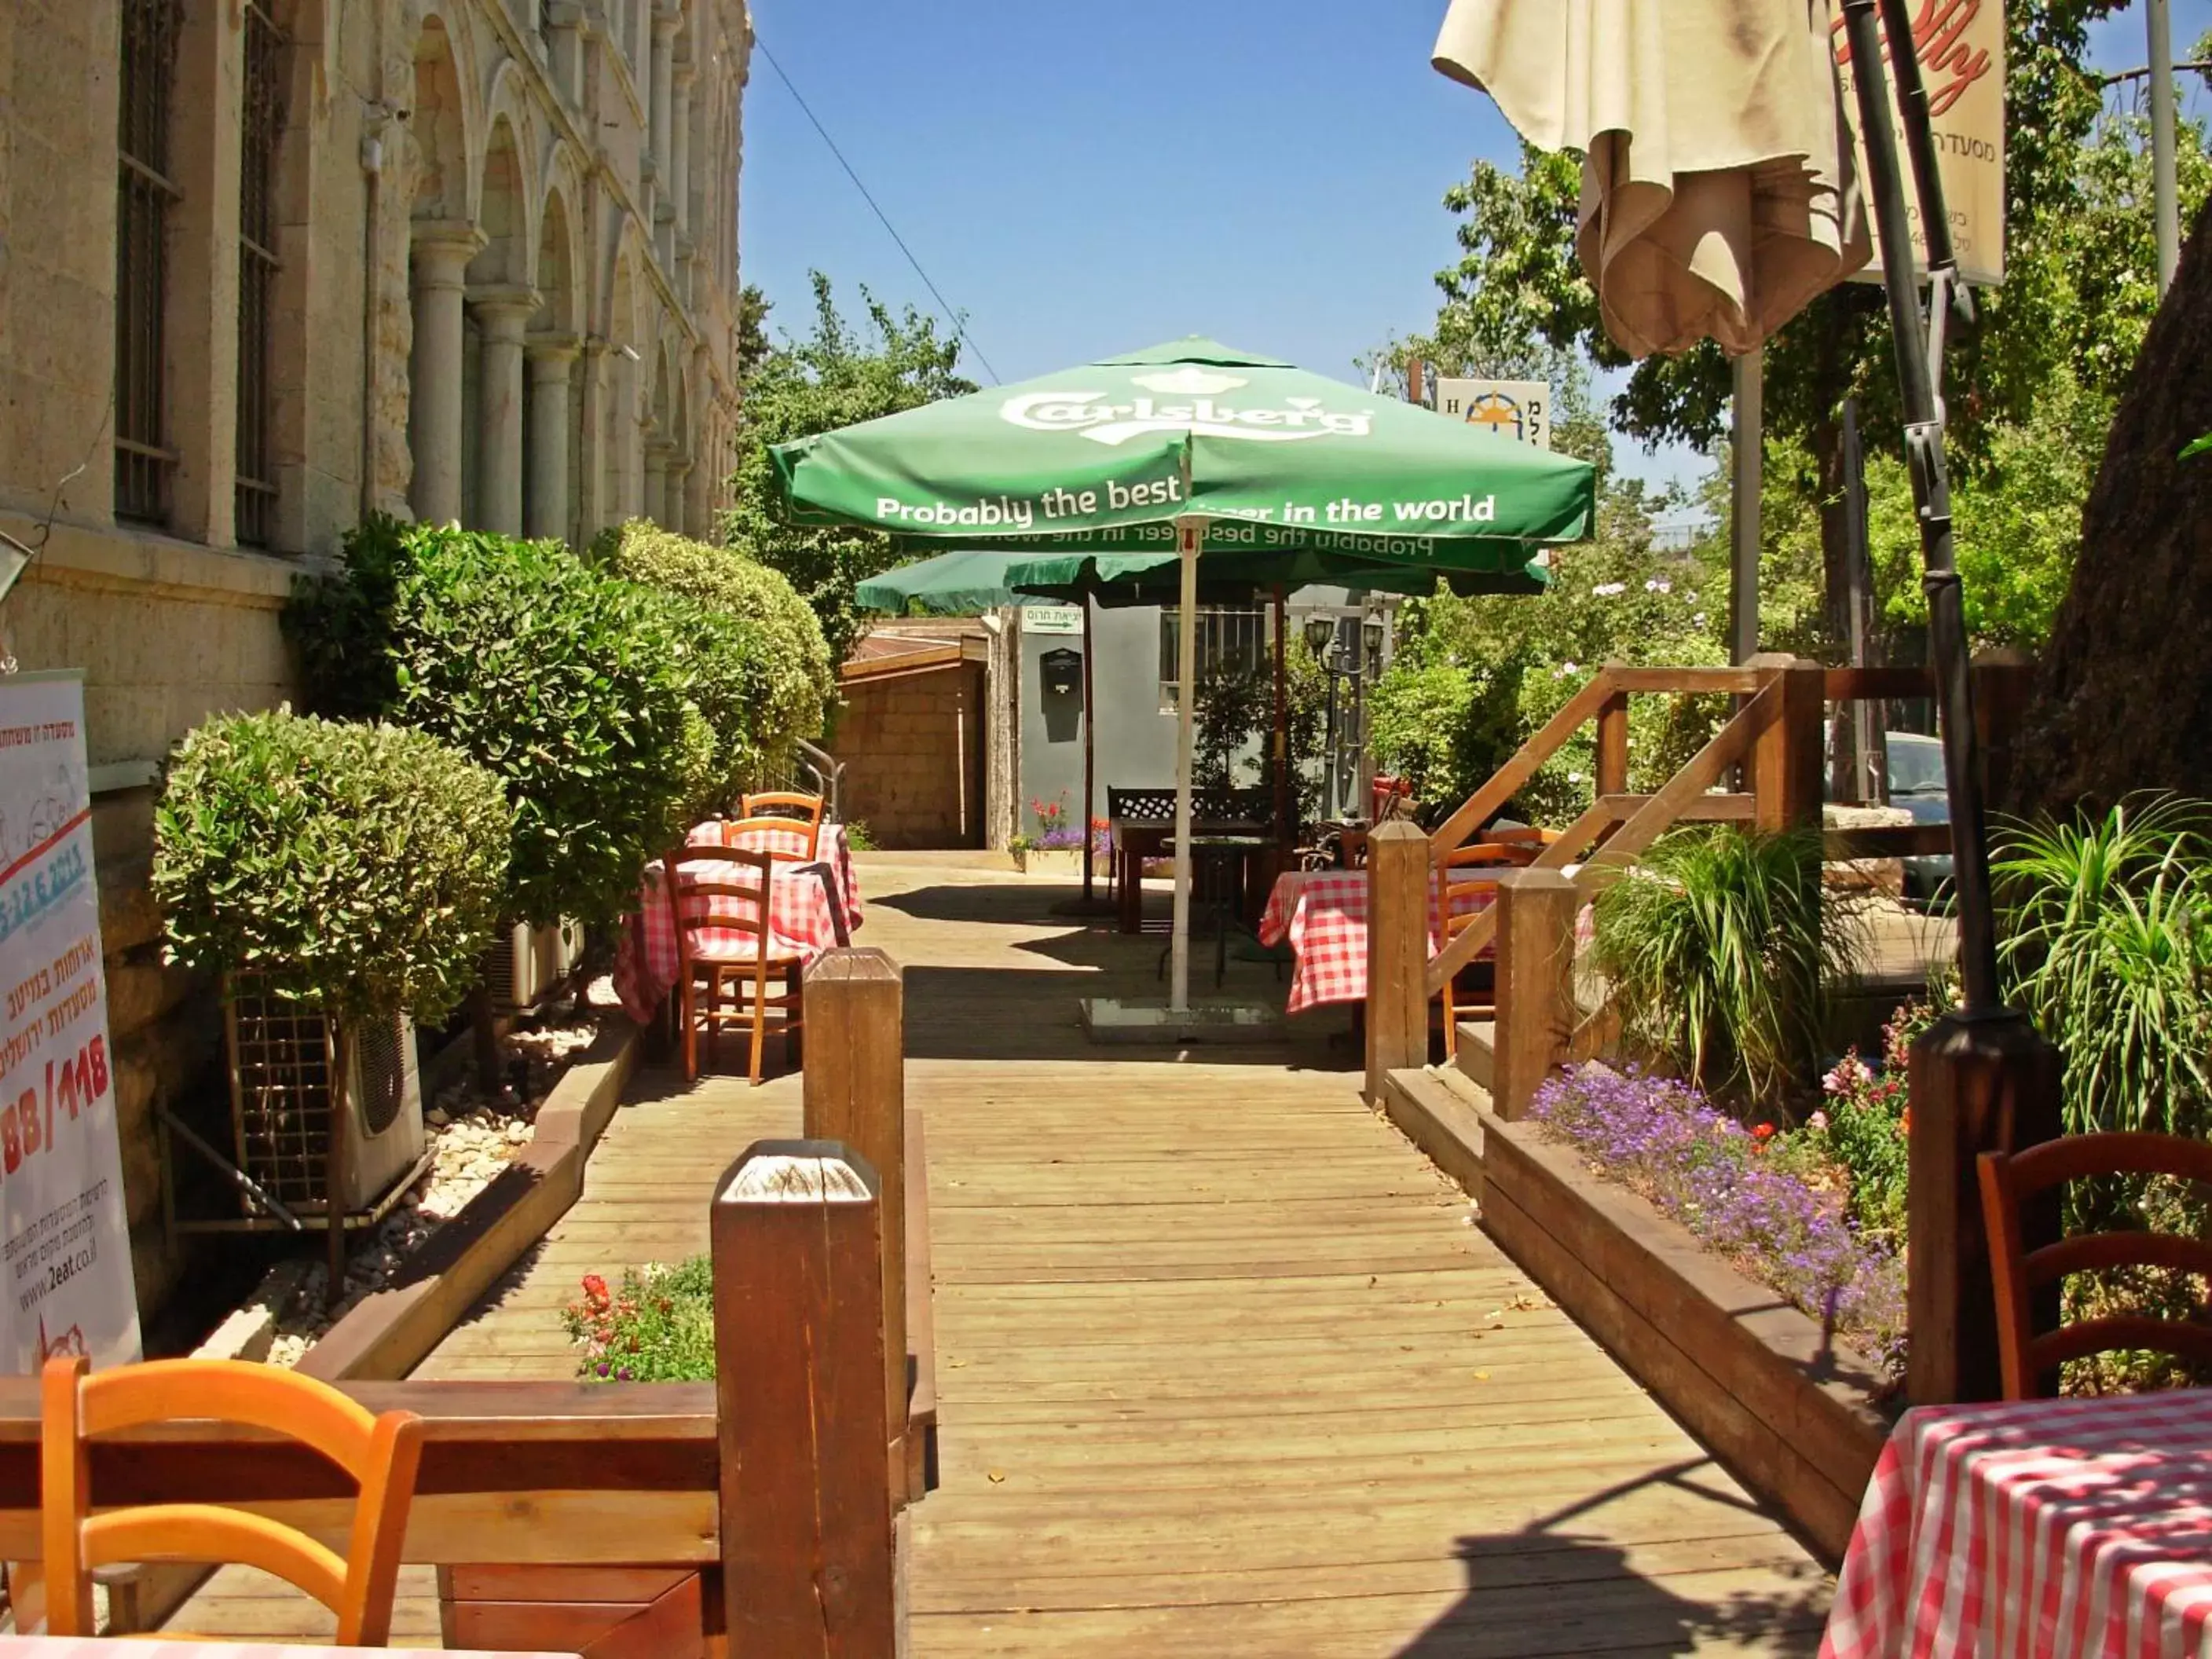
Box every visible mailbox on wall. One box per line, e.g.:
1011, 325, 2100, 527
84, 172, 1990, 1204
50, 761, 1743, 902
1039, 647, 1082, 699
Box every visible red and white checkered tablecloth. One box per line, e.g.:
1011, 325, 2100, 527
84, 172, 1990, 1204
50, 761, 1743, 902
612, 821, 861, 1023
1257, 871, 1496, 1016
1821, 1388, 2212, 1659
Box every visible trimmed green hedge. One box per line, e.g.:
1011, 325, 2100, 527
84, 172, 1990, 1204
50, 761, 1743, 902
287, 519, 701, 928
152, 710, 510, 1026
599, 521, 834, 767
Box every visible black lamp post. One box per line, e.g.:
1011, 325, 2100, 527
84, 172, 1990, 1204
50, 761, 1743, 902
1305, 612, 1390, 820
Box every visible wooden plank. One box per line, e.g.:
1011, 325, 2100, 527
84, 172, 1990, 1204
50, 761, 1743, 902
1751, 656, 1826, 833
802, 950, 910, 1503
1599, 792, 1756, 823
1594, 683, 1631, 800
1823, 824, 1954, 859
1605, 666, 1766, 694
1429, 672, 1616, 851
1491, 870, 1579, 1120
1364, 822, 1430, 1105
711, 1142, 897, 1657
1822, 666, 1935, 701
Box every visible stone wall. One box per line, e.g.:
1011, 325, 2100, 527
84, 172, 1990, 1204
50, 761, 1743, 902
0, 0, 753, 1341
839, 666, 985, 850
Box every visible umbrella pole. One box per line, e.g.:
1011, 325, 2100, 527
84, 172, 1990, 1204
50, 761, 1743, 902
1082, 593, 1097, 906
1840, 0, 2000, 1015
1273, 584, 1290, 847
1170, 514, 1205, 1014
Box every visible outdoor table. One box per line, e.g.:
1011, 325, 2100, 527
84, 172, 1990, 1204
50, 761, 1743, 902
1258, 869, 1591, 1016
1111, 816, 1270, 935
1821, 1388, 2212, 1658
613, 819, 862, 1024
0, 1645, 577, 1657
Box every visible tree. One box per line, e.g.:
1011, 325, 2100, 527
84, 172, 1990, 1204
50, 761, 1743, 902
720, 273, 976, 667
2009, 192, 2212, 815
1419, 2, 2140, 658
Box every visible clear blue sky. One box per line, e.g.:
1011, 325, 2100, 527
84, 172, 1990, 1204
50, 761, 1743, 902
740, 2, 2212, 493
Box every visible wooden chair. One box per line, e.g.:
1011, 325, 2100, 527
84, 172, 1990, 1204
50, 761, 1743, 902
720, 811, 822, 862
739, 790, 825, 834
667, 845, 804, 1086
1436, 844, 1520, 1060
1978, 1132, 2212, 1400
39, 1354, 423, 1645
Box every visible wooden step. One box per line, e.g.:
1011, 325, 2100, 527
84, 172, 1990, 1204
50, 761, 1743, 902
1453, 1019, 1495, 1091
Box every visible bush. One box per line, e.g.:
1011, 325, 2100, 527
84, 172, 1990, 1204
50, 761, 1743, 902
1807, 1002, 1936, 1245
1591, 827, 1866, 1109
287, 518, 701, 928
599, 521, 833, 770
562, 1259, 714, 1382
620, 579, 767, 822
152, 709, 510, 1026
1530, 1064, 1905, 1379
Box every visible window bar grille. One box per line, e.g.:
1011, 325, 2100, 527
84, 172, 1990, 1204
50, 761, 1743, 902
115, 0, 182, 526
1159, 606, 1272, 710
234, 0, 284, 547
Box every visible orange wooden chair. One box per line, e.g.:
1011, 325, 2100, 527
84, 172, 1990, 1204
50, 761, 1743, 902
1979, 1132, 2212, 1400
39, 1354, 423, 1645
666, 845, 804, 1086
1436, 843, 1523, 1060
738, 790, 825, 834
721, 811, 822, 862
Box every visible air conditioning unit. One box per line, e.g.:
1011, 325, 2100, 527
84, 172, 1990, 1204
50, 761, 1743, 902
224, 986, 427, 1218
482, 920, 585, 1013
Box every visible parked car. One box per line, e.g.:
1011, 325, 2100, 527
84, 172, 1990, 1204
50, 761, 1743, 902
1879, 731, 1953, 905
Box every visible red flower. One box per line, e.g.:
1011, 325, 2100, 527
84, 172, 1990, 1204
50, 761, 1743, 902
1899, 1106, 1912, 1134
1752, 1123, 1775, 1142
581, 1273, 610, 1304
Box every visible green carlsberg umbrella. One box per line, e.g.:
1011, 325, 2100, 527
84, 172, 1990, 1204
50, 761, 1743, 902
771, 338, 1596, 1018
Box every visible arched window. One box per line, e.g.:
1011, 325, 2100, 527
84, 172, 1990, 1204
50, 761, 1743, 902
115, 0, 183, 524
234, 0, 286, 546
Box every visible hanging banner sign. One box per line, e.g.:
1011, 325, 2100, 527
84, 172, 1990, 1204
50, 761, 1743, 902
1434, 379, 1551, 449
1834, 0, 2007, 287
0, 672, 140, 1372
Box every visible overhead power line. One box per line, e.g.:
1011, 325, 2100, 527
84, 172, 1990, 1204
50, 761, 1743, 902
754, 35, 1002, 385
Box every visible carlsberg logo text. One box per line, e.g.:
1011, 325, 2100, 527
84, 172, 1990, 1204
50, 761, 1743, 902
1003, 390, 1374, 447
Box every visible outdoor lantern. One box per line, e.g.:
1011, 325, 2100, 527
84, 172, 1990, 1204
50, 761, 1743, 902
1303, 615, 1336, 658
1039, 646, 1082, 698
1362, 617, 1386, 672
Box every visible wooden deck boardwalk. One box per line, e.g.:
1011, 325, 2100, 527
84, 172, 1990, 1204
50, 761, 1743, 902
172, 851, 1832, 1654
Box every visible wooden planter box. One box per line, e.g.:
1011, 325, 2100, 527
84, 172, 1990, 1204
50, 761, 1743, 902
1477, 1112, 1894, 1562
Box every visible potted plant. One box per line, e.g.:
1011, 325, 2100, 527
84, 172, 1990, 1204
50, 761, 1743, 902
1011, 793, 1086, 875
152, 709, 510, 1299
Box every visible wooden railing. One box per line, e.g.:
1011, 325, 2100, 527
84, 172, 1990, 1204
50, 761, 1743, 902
1368, 651, 2063, 1411
0, 947, 933, 1658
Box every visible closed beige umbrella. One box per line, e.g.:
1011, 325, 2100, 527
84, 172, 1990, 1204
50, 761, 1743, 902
1433, 0, 1870, 359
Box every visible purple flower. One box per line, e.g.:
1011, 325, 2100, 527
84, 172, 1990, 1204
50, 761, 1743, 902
1529, 1066, 1906, 1378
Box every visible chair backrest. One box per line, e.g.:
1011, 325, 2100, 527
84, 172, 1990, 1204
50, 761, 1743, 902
40, 1355, 423, 1644
1104, 785, 1271, 826
665, 846, 776, 968
1978, 1132, 2212, 1399
740, 790, 825, 830
720, 813, 820, 862
1436, 844, 1512, 935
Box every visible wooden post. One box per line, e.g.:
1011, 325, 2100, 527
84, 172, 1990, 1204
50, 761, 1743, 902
1593, 672, 1631, 801
711, 1141, 897, 1658
1906, 1013, 2064, 1405
1492, 870, 1580, 1119
800, 950, 907, 1507
1364, 821, 1430, 1106
1970, 647, 2034, 811
1749, 654, 1825, 833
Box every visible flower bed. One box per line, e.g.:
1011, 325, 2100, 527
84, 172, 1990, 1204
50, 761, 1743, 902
1529, 1063, 1906, 1380
562, 1256, 716, 1382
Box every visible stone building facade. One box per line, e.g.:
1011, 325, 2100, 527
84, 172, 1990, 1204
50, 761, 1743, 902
0, 0, 751, 1328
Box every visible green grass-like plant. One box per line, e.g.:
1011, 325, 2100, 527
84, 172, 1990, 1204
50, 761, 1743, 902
1994, 794, 2212, 1141
153, 709, 511, 1025
1591, 826, 1866, 1109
